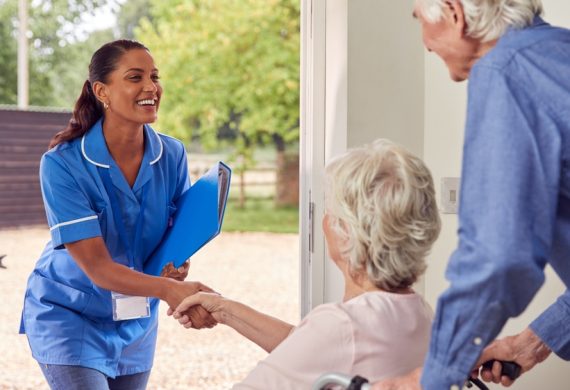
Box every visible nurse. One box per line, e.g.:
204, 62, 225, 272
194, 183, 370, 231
19, 39, 215, 389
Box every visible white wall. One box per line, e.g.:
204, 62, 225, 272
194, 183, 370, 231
347, 0, 424, 155
422, 1, 570, 388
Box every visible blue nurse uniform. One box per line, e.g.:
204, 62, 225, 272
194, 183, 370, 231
20, 118, 190, 377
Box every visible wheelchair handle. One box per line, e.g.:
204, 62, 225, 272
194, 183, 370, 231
312, 373, 371, 390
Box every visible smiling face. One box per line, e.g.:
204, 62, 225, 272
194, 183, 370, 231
94, 48, 162, 126
413, 1, 481, 82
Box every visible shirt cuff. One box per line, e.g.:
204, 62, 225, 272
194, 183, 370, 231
420, 356, 468, 390
50, 215, 102, 249
530, 295, 570, 360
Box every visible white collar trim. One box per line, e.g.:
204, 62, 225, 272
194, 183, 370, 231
149, 126, 163, 165
81, 125, 164, 168
81, 135, 110, 168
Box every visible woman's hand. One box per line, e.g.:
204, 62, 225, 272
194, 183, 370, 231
170, 292, 227, 328
164, 280, 218, 329
160, 260, 190, 281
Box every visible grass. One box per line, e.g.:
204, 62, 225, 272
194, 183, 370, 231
223, 197, 299, 234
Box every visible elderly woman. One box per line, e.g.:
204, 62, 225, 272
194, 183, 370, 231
172, 139, 441, 388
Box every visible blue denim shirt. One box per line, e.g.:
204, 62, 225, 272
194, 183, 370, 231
421, 17, 570, 389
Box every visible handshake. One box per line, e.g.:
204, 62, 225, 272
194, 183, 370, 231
160, 261, 223, 330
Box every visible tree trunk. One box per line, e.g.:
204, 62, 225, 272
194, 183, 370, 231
239, 169, 246, 209
274, 134, 299, 207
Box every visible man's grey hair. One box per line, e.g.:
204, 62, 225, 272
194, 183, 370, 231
416, 0, 543, 42
325, 139, 441, 291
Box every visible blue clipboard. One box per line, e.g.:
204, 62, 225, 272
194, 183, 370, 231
144, 161, 231, 276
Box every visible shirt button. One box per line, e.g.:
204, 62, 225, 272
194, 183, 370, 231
450, 385, 460, 390
473, 337, 483, 345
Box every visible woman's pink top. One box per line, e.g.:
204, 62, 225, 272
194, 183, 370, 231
234, 290, 434, 389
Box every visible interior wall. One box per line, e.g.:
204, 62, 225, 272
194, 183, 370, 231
320, 0, 425, 303
422, 1, 570, 388
347, 0, 424, 155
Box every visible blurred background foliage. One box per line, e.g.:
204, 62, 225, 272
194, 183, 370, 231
0, 0, 299, 232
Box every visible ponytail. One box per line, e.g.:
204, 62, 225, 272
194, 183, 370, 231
48, 80, 103, 149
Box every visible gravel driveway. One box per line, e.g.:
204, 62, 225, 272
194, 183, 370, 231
0, 228, 299, 390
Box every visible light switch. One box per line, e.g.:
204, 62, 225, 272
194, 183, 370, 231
441, 177, 460, 214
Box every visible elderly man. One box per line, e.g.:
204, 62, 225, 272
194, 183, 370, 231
373, 0, 570, 389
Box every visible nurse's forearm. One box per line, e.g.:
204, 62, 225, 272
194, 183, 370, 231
65, 236, 174, 300
218, 299, 294, 353
87, 259, 175, 299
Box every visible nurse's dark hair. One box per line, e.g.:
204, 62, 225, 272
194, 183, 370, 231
48, 39, 149, 149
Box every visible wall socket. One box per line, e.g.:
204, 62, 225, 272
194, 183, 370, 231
440, 177, 460, 214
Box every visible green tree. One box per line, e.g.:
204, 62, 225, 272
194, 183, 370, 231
0, 0, 18, 104
138, 0, 300, 206
27, 0, 115, 107
50, 28, 115, 108
0, 0, 115, 107
117, 0, 152, 39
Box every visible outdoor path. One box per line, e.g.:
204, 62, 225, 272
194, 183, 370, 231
0, 228, 299, 390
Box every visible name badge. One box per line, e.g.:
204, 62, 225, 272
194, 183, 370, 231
112, 291, 151, 321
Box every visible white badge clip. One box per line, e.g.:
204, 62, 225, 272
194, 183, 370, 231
111, 291, 151, 321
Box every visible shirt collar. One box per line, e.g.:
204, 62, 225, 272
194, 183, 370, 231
81, 118, 164, 169
504, 14, 548, 39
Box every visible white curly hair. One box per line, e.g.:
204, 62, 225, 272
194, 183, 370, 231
325, 139, 441, 291
415, 0, 543, 42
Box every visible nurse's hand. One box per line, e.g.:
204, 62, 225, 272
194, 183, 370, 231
160, 260, 190, 281
165, 280, 218, 329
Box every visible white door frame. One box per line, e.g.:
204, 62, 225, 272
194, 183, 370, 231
300, 0, 348, 316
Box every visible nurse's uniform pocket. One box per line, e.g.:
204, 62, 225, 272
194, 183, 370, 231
31, 272, 93, 314
23, 272, 94, 336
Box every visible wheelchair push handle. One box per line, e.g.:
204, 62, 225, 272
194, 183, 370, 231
313, 373, 371, 390
467, 360, 522, 390
481, 360, 522, 380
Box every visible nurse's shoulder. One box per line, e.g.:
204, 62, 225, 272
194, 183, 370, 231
39, 136, 85, 179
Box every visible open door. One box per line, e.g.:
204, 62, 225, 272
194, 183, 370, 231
299, 0, 348, 316
299, 0, 425, 315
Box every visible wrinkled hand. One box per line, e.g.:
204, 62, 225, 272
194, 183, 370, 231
160, 260, 190, 281
370, 367, 422, 390
169, 292, 226, 328
165, 280, 218, 329
471, 327, 551, 387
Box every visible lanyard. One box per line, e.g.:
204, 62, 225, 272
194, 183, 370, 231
98, 167, 147, 269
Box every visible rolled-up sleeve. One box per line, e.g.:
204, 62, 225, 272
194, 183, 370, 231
421, 66, 561, 389
40, 154, 101, 248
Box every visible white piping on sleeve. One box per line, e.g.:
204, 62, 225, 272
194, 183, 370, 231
49, 215, 99, 231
